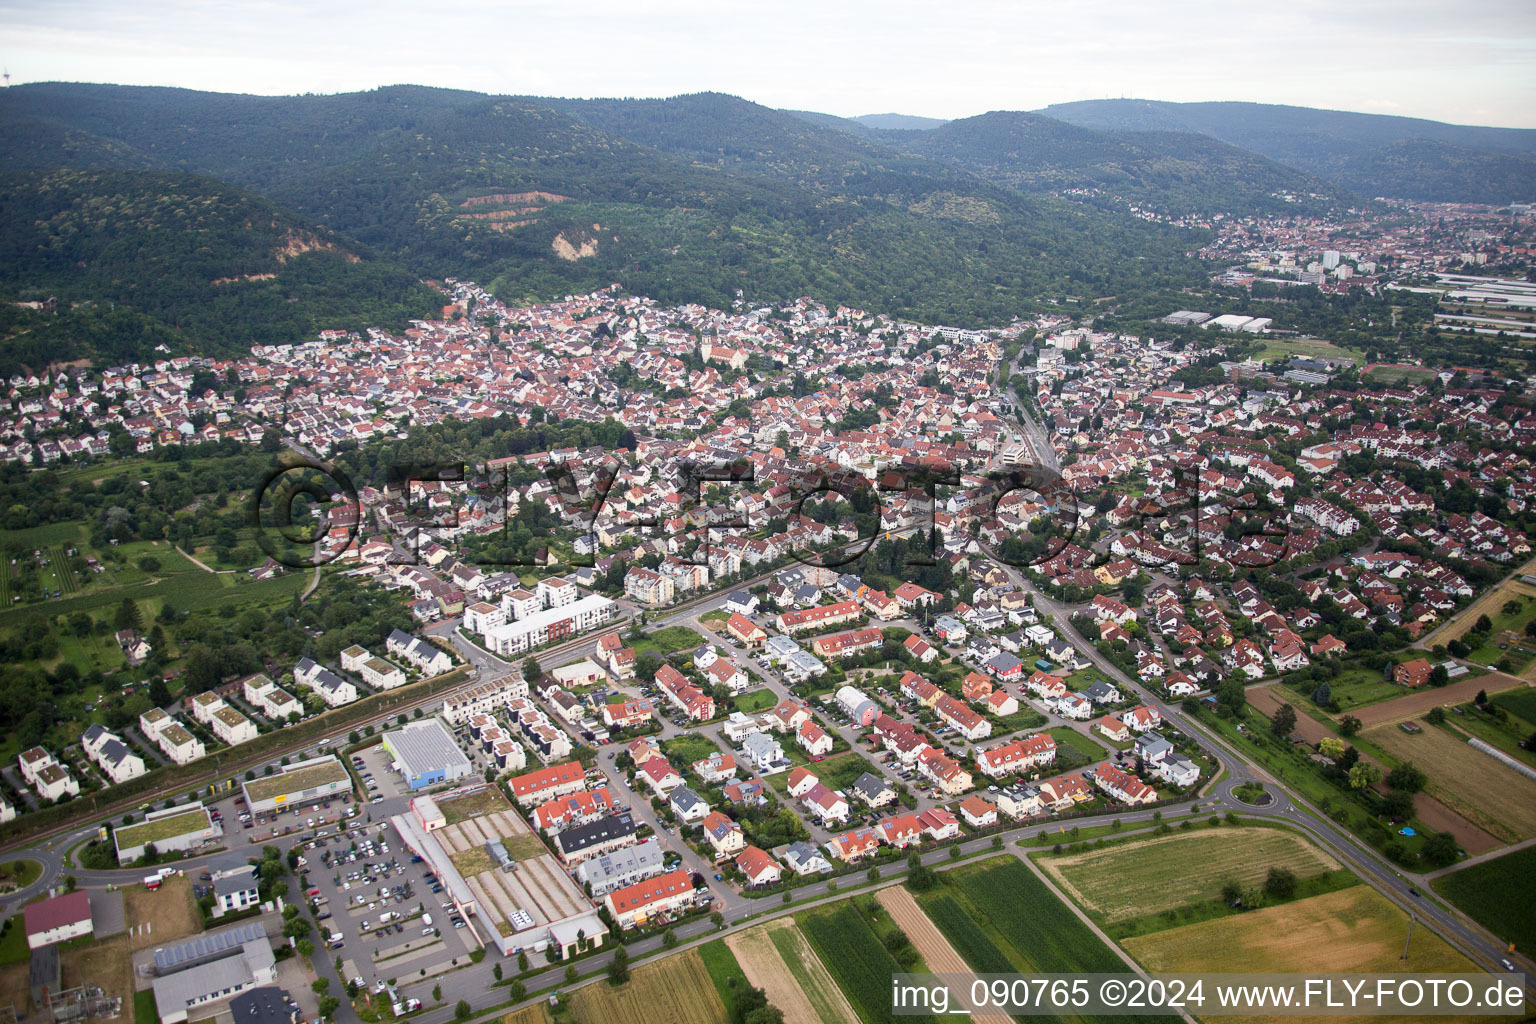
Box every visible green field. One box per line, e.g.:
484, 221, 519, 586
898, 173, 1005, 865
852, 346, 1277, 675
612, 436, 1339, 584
1046, 727, 1109, 765
770, 751, 873, 795
115, 807, 211, 850
1492, 688, 1536, 727
695, 937, 747, 1008
1040, 827, 1349, 930
663, 733, 722, 769
1283, 662, 1407, 709
632, 626, 706, 657
799, 898, 935, 1024
1253, 337, 1365, 362
1432, 845, 1536, 957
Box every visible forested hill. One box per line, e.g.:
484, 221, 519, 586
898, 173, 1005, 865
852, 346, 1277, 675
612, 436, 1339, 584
0, 83, 1209, 330
1036, 99, 1536, 204
0, 168, 441, 369
865, 110, 1345, 217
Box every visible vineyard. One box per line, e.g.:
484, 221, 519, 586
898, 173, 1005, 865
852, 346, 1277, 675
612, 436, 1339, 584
799, 899, 937, 1024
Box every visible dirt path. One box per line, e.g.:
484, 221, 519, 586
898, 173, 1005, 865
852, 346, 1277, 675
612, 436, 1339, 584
725, 919, 858, 1024
876, 886, 1014, 1024
1351, 674, 1533, 728
1249, 685, 1335, 745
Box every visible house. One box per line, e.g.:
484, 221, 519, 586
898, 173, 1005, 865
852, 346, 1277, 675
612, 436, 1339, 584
740, 732, 787, 772
1121, 705, 1162, 733
875, 813, 923, 848
796, 720, 834, 756
958, 795, 998, 828
825, 827, 881, 863
724, 591, 759, 617
602, 698, 655, 730
985, 690, 1020, 716
995, 783, 1044, 820
975, 734, 1056, 777
983, 653, 1024, 681
638, 758, 685, 796
701, 811, 746, 857
785, 766, 819, 799
782, 841, 832, 875
604, 869, 698, 929
692, 752, 738, 784
736, 846, 781, 887
802, 783, 850, 825
903, 634, 939, 663
851, 772, 896, 808
1134, 732, 1174, 765
1095, 715, 1130, 743
1157, 754, 1201, 787
1092, 762, 1156, 805
1394, 658, 1433, 688
669, 786, 710, 824
726, 613, 767, 648
916, 807, 961, 841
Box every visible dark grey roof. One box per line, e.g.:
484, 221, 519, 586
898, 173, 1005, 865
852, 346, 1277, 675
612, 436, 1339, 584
212, 865, 259, 897
554, 813, 636, 856
852, 772, 890, 797
230, 987, 296, 1024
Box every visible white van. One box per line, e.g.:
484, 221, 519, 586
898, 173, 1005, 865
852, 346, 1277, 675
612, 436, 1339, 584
421, 913, 432, 927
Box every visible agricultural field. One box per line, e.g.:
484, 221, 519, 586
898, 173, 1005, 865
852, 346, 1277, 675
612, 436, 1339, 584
565, 947, 726, 1024
1432, 845, 1536, 957
798, 897, 937, 1024
1040, 827, 1343, 925
1365, 720, 1536, 843
495, 1007, 550, 1024
876, 887, 1014, 1024
1491, 687, 1536, 727
1123, 886, 1508, 1024
725, 919, 858, 1024
912, 858, 1165, 1024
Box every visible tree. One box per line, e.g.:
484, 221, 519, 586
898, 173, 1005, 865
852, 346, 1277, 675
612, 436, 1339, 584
1348, 762, 1382, 790
1426, 706, 1446, 725
1381, 790, 1415, 820
295, 939, 314, 958
317, 996, 340, 1020
1220, 879, 1243, 905
662, 928, 678, 949
509, 980, 526, 1002
1422, 830, 1459, 868
1311, 681, 1331, 706
1318, 737, 1345, 760
906, 851, 936, 890
454, 1000, 472, 1022
522, 656, 542, 683
517, 951, 529, 973
564, 965, 578, 984
115, 597, 143, 632
433, 984, 442, 1003
710, 911, 725, 931
311, 979, 330, 996
1338, 715, 1362, 737
1474, 614, 1492, 633
1270, 703, 1297, 739
1386, 762, 1426, 792
607, 944, 630, 985
1216, 678, 1246, 717
1263, 867, 1297, 900
492, 963, 502, 982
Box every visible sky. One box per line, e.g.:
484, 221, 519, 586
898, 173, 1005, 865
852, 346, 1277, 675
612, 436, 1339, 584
3, 0, 1535, 128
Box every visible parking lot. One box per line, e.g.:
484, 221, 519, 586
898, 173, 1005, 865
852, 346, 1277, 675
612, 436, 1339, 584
297, 762, 479, 990
353, 742, 409, 802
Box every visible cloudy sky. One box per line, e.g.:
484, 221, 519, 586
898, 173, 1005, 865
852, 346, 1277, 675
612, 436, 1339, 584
4, 0, 1534, 127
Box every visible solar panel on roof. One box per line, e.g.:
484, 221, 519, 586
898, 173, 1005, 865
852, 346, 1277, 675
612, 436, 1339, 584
153, 921, 267, 972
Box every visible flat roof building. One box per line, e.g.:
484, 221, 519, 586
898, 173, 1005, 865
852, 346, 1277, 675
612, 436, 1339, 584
381, 719, 474, 790
241, 755, 351, 815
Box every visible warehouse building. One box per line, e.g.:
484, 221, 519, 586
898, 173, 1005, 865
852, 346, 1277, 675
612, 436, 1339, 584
240, 755, 351, 815
381, 718, 473, 790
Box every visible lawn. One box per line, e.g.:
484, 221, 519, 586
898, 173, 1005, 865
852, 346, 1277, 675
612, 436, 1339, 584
770, 751, 874, 795
566, 947, 726, 1024
663, 734, 722, 769
732, 689, 778, 714
0, 914, 30, 966
1432, 844, 1536, 957
1283, 662, 1406, 710
1122, 886, 1499, 1024
1365, 720, 1536, 843
0, 858, 42, 891
631, 626, 706, 657
1039, 826, 1344, 925
123, 875, 202, 951
134, 988, 159, 1024
1252, 336, 1365, 362
1046, 727, 1109, 764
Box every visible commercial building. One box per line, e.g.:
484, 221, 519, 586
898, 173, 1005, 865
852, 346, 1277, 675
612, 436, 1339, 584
114, 802, 220, 864
241, 755, 351, 814
389, 787, 604, 958
150, 922, 277, 1024
381, 719, 474, 790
